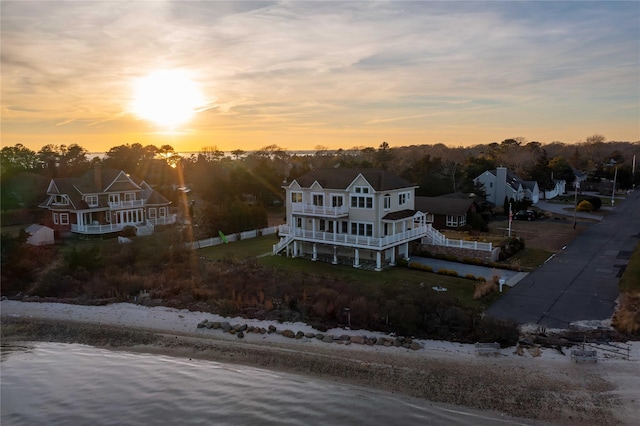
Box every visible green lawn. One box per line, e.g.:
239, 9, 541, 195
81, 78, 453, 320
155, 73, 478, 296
197, 235, 276, 260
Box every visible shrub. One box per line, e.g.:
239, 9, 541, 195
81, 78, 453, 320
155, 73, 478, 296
474, 317, 520, 347
577, 200, 594, 212
473, 280, 497, 299
612, 292, 640, 335
408, 262, 433, 272
436, 268, 458, 277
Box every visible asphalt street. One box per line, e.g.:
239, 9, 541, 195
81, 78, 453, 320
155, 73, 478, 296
487, 190, 640, 328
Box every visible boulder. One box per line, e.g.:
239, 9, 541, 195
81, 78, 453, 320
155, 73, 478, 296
197, 321, 207, 329
375, 338, 384, 346
247, 326, 255, 333
366, 338, 376, 346
322, 335, 334, 343
239, 324, 248, 332
305, 332, 316, 338
211, 322, 221, 329
350, 335, 365, 345
410, 342, 420, 351
221, 322, 231, 332
268, 325, 277, 333
282, 329, 296, 338
237, 331, 244, 338
338, 334, 350, 341
205, 322, 213, 329
295, 331, 305, 339
315, 333, 324, 340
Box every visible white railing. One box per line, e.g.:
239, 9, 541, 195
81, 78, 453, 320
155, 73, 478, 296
276, 224, 428, 250
291, 203, 349, 217
148, 215, 177, 226
108, 199, 145, 209
187, 226, 279, 249
273, 234, 294, 254
421, 227, 493, 252
71, 223, 130, 234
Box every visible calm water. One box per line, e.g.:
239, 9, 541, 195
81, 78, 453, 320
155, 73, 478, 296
1, 343, 534, 425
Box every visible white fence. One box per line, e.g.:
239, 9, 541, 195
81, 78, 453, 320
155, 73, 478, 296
422, 227, 493, 252
187, 226, 278, 249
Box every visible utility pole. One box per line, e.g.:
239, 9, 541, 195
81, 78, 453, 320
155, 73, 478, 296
611, 166, 618, 206
573, 179, 579, 230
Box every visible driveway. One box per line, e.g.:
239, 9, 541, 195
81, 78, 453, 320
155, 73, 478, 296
487, 190, 640, 328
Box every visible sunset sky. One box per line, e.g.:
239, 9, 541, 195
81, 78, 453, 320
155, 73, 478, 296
2, 1, 639, 153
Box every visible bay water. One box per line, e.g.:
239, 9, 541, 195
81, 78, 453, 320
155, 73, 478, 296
1, 342, 533, 425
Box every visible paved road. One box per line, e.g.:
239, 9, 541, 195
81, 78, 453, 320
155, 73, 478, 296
487, 190, 640, 328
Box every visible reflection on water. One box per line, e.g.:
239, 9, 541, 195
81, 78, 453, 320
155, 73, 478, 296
0, 343, 535, 426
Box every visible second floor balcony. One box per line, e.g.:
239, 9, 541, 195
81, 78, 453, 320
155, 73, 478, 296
291, 203, 349, 217
108, 199, 145, 209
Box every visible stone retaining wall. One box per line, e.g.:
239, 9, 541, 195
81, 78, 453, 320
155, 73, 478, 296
196, 319, 421, 350
420, 244, 500, 262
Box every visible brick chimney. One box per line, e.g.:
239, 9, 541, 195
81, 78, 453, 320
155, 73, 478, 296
94, 163, 102, 190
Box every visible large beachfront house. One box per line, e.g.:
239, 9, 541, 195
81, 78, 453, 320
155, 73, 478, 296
40, 164, 175, 237
273, 168, 429, 271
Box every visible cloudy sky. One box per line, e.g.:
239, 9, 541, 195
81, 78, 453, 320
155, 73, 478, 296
2, 1, 639, 153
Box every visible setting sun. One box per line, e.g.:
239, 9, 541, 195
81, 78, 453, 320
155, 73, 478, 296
131, 70, 206, 129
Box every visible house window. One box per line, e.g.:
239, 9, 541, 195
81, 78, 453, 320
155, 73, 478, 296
85, 195, 98, 207
331, 195, 344, 207
398, 192, 411, 206
351, 222, 373, 237
312, 194, 324, 206
125, 192, 135, 202
159, 207, 166, 217
490, 182, 493, 188
354, 186, 369, 194
109, 194, 120, 204
384, 194, 391, 210
341, 221, 348, 233
350, 195, 373, 209
53, 195, 68, 205
446, 215, 466, 227
148, 208, 157, 218
53, 212, 59, 224
291, 192, 302, 203
296, 217, 302, 228
60, 213, 69, 225
319, 219, 326, 231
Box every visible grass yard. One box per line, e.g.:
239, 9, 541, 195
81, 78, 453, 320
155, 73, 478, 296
197, 235, 276, 261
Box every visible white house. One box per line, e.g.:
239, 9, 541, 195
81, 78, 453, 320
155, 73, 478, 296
474, 166, 539, 205
274, 168, 429, 271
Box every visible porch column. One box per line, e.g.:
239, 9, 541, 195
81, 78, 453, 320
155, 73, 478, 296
390, 247, 396, 266
77, 213, 84, 228
333, 220, 337, 241
332, 246, 338, 265
353, 249, 361, 268
292, 241, 297, 258
312, 218, 316, 239
403, 242, 410, 260
312, 244, 318, 261
375, 251, 382, 272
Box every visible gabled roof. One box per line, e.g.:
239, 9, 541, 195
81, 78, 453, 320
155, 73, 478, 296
415, 196, 475, 215
290, 168, 415, 191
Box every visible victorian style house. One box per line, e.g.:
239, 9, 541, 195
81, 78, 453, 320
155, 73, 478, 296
40, 164, 175, 237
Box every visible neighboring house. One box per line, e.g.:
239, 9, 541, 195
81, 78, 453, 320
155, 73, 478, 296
274, 168, 429, 271
414, 195, 479, 229
25, 224, 55, 246
474, 166, 539, 205
39, 164, 175, 237
543, 179, 567, 200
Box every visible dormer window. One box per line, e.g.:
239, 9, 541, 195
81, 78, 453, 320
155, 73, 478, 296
53, 195, 68, 205
354, 186, 369, 194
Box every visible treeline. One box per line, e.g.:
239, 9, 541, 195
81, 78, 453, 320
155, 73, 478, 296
2, 136, 639, 231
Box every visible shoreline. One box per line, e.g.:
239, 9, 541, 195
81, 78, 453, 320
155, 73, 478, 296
2, 301, 639, 425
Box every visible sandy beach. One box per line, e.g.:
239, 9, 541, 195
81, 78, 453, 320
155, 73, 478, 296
2, 300, 638, 425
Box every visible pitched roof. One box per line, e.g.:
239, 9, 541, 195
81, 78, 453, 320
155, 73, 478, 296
291, 168, 415, 191
415, 196, 475, 215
